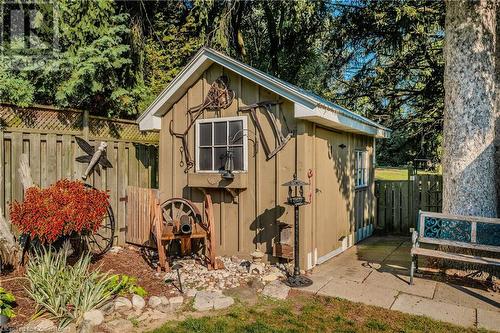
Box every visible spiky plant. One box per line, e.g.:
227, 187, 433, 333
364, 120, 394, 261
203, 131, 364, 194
25, 242, 118, 328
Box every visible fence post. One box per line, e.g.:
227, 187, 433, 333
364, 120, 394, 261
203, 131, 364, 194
407, 165, 414, 234
82, 110, 89, 139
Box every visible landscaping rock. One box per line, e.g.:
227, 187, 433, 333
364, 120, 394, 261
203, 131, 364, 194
109, 246, 123, 254
100, 301, 114, 314
132, 294, 146, 310
248, 277, 265, 292
213, 295, 234, 309
169, 295, 184, 310
105, 318, 134, 333
249, 262, 265, 275
114, 296, 133, 311
262, 272, 280, 282
262, 280, 290, 300
23, 318, 56, 332
83, 309, 104, 326
148, 296, 162, 308
61, 323, 77, 333
224, 286, 258, 305
194, 291, 234, 311
186, 288, 197, 297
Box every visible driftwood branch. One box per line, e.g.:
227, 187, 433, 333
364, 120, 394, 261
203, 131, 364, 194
18, 154, 33, 190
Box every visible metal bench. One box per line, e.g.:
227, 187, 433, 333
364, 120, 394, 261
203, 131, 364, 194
410, 211, 500, 285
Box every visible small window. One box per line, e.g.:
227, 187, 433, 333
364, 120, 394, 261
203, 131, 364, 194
355, 150, 368, 187
196, 116, 247, 172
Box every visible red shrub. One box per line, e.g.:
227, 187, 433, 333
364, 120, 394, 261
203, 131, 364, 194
9, 179, 109, 244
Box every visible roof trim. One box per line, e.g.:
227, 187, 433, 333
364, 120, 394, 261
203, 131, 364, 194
138, 47, 391, 138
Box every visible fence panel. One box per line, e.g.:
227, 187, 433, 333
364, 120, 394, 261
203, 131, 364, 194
376, 173, 443, 234
0, 104, 159, 246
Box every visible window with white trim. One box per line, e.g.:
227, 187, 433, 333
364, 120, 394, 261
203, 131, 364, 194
195, 116, 248, 172
355, 150, 368, 187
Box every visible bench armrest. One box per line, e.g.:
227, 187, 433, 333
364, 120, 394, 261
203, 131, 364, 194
411, 230, 419, 248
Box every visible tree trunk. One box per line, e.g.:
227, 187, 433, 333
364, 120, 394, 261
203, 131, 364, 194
442, 0, 497, 217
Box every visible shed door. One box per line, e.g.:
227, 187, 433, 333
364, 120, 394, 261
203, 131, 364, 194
314, 128, 351, 261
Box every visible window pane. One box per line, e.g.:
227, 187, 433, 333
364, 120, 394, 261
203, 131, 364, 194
214, 147, 227, 171
214, 122, 227, 145
199, 123, 212, 146
199, 147, 212, 170
229, 120, 243, 144
230, 146, 244, 170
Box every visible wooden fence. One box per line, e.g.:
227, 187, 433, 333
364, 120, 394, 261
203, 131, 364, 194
0, 104, 159, 245
375, 173, 442, 234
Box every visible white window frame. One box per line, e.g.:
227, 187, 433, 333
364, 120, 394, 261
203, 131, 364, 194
355, 150, 368, 188
195, 116, 248, 173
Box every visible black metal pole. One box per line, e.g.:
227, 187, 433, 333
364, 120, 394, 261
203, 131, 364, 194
294, 205, 300, 276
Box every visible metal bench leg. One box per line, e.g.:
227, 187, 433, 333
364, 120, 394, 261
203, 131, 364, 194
410, 255, 415, 285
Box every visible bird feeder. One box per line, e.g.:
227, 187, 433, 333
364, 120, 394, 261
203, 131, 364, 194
282, 174, 313, 287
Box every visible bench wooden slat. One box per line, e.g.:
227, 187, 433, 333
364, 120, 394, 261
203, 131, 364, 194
419, 237, 500, 253
411, 247, 500, 266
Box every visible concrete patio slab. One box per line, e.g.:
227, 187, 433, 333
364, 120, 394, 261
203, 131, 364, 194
363, 270, 437, 299
300, 236, 500, 331
317, 277, 398, 309
391, 293, 476, 328
433, 283, 500, 312
477, 308, 500, 331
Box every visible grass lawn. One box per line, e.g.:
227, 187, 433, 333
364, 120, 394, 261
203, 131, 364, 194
149, 292, 489, 333
375, 168, 409, 181
375, 168, 441, 181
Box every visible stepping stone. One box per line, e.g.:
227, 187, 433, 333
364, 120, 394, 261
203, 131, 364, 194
262, 280, 290, 300
193, 291, 234, 311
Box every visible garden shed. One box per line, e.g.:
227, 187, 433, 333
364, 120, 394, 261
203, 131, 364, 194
138, 47, 391, 269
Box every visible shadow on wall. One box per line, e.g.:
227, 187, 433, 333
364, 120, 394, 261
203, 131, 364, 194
250, 205, 286, 261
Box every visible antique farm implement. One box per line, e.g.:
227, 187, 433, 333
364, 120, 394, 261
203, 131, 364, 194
169, 76, 235, 172
152, 195, 218, 272
239, 101, 292, 160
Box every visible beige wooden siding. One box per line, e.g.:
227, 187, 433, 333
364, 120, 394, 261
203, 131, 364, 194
159, 64, 297, 260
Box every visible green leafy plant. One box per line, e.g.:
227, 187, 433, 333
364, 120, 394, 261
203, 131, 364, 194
0, 288, 16, 318
106, 274, 147, 297
25, 243, 119, 328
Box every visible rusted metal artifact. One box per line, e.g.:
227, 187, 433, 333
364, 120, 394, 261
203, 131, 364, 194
239, 101, 292, 160
169, 76, 235, 172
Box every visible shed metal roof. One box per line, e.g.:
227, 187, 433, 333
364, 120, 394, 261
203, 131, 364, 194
138, 47, 391, 138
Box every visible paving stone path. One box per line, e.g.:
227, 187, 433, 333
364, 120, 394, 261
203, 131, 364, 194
299, 236, 500, 332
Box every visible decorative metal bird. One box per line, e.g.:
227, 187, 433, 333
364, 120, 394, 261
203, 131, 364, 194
75, 137, 113, 180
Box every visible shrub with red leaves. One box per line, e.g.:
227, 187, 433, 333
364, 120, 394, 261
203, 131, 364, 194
9, 179, 109, 244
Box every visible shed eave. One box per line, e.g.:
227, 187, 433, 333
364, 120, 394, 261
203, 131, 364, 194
138, 47, 391, 136
295, 105, 391, 139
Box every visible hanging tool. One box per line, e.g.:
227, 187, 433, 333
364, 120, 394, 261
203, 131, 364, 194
239, 101, 292, 160
169, 76, 235, 172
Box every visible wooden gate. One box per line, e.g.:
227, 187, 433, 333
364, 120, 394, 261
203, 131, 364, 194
125, 186, 158, 247
375, 173, 442, 234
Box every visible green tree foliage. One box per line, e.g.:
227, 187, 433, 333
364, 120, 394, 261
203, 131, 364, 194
0, 0, 444, 166
324, 1, 444, 165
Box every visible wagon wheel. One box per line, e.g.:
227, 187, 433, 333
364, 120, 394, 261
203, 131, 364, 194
159, 198, 203, 232
76, 184, 116, 257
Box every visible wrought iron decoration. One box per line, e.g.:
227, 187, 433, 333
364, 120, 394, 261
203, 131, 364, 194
170, 75, 235, 172
75, 137, 113, 180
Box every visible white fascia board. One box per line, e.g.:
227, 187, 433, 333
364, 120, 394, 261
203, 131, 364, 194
138, 114, 162, 131
295, 105, 390, 138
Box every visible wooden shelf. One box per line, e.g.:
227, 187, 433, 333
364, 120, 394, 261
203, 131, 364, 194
187, 172, 248, 189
